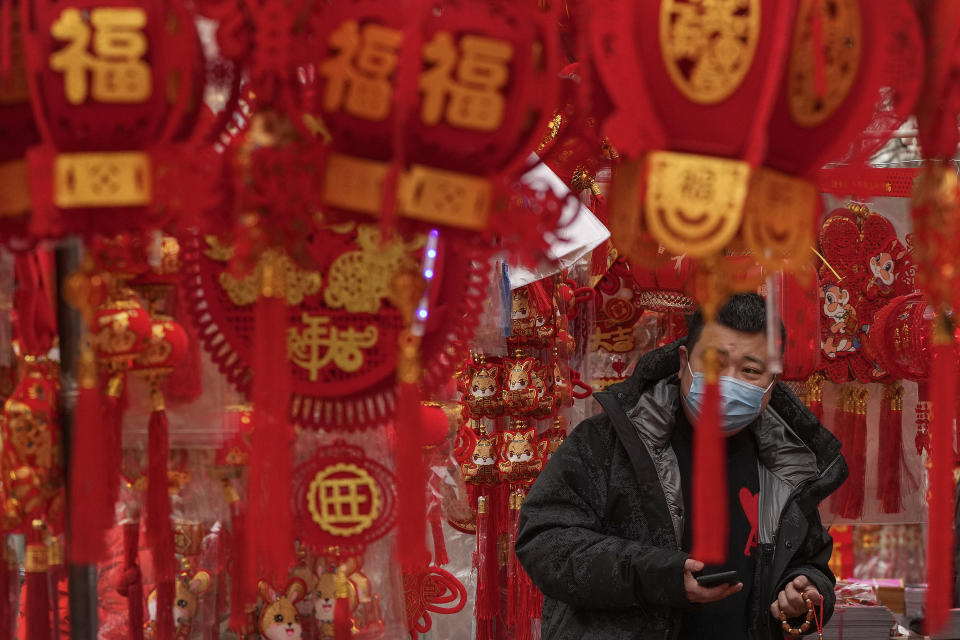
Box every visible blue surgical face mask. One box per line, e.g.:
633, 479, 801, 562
683, 361, 774, 436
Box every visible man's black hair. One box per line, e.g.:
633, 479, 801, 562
685, 292, 786, 354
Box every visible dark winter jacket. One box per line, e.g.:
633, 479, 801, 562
516, 341, 848, 640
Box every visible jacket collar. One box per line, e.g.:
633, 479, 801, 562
600, 340, 844, 481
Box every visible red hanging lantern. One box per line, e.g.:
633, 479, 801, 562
21, 0, 211, 238
310, 0, 564, 244
91, 294, 153, 368
69, 290, 152, 563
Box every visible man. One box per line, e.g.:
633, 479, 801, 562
516, 293, 847, 639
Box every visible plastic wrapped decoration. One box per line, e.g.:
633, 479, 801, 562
293, 441, 397, 640
20, 0, 214, 238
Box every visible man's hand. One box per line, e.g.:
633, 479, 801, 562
683, 559, 743, 604
770, 575, 822, 620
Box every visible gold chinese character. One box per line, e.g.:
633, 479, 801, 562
307, 463, 381, 537
592, 325, 635, 354
49, 7, 151, 105
420, 32, 512, 131
321, 20, 403, 121
287, 313, 378, 381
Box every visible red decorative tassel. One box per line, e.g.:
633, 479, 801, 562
506, 491, 519, 632
25, 523, 50, 640
396, 380, 428, 570
473, 494, 496, 640
838, 386, 867, 519
0, 537, 8, 640
925, 324, 956, 635
68, 348, 108, 564
103, 374, 126, 524
877, 383, 904, 514
830, 385, 852, 516
589, 240, 610, 278
805, 373, 824, 422
166, 286, 203, 405
690, 350, 727, 565
116, 520, 144, 640
200, 524, 224, 640
525, 280, 554, 319
146, 391, 175, 640
227, 496, 248, 633
429, 506, 449, 567
246, 293, 294, 587
333, 573, 352, 640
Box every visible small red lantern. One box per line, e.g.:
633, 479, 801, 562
131, 316, 188, 378
91, 294, 153, 368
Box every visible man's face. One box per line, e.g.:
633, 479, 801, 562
678, 322, 775, 424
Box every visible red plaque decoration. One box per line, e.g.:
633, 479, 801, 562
292, 441, 397, 557
184, 225, 488, 430
20, 0, 223, 238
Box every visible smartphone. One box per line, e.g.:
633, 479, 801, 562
695, 570, 740, 587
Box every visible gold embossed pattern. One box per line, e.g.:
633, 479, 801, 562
787, 0, 861, 127
659, 0, 761, 104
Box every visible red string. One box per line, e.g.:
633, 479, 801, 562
815, 598, 824, 639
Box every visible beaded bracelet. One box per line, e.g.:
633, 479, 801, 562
779, 593, 816, 637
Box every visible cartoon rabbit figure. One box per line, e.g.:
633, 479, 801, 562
145, 569, 212, 640
459, 423, 500, 486
821, 283, 859, 358
258, 579, 306, 640
502, 358, 539, 413
510, 289, 536, 337
464, 364, 503, 416
498, 425, 545, 484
